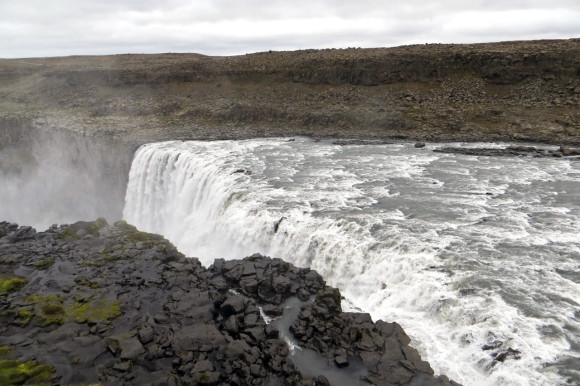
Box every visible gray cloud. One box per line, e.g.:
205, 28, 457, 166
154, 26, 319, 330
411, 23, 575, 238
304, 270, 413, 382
1, 0, 579, 58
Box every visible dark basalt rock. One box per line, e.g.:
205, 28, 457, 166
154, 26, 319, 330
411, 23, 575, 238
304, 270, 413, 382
233, 168, 252, 175
273, 217, 287, 234
332, 139, 394, 146
434, 145, 580, 159
490, 347, 522, 367
0, 219, 460, 385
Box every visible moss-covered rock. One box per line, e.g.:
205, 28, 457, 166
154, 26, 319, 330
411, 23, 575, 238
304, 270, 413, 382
58, 218, 109, 240
0, 359, 55, 385
0, 219, 456, 385
0, 277, 26, 293
34, 258, 54, 270
17, 309, 33, 326
24, 295, 65, 326
24, 295, 121, 325
113, 220, 137, 231
56, 226, 80, 241
73, 276, 99, 289
65, 299, 121, 323
127, 230, 160, 243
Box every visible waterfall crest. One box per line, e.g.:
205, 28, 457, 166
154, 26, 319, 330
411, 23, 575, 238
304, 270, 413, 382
123, 138, 580, 386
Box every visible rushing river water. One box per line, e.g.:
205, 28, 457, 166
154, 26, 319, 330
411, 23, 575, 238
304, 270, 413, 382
123, 138, 580, 385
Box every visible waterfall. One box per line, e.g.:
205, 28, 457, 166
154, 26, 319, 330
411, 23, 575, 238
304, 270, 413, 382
124, 140, 280, 265
123, 138, 579, 386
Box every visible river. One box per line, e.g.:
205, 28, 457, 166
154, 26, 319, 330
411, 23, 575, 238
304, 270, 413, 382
123, 137, 579, 385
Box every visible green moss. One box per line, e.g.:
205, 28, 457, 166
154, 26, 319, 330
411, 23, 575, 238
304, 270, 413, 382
113, 220, 137, 231
58, 218, 108, 240
24, 295, 120, 324
74, 276, 99, 289
34, 258, 54, 270
17, 309, 34, 326
93, 217, 108, 230
0, 359, 55, 385
0, 277, 27, 293
40, 317, 64, 326
41, 303, 64, 315
0, 346, 9, 356
24, 295, 65, 326
127, 231, 159, 243
25, 295, 63, 304
66, 300, 121, 323
57, 226, 80, 240
83, 254, 128, 267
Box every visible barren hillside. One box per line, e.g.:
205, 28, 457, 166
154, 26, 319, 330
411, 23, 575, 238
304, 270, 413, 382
1, 39, 579, 145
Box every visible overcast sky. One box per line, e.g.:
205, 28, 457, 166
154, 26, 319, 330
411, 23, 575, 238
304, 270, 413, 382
1, 0, 579, 58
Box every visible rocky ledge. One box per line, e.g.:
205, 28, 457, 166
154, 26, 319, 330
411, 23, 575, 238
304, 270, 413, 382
0, 219, 459, 385
433, 144, 580, 159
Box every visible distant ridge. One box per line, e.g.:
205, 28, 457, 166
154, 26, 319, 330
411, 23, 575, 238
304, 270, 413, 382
1, 38, 579, 144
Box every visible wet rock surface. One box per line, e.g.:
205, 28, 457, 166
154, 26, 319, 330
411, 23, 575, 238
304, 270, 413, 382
0, 219, 459, 385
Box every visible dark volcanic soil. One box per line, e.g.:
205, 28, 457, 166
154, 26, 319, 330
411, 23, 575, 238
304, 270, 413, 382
1, 39, 579, 146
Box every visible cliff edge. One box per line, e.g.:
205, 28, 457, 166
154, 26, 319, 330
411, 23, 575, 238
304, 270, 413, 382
0, 219, 459, 385
1, 39, 579, 145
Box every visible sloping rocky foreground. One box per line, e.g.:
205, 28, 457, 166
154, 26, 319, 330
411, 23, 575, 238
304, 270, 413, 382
0, 219, 459, 385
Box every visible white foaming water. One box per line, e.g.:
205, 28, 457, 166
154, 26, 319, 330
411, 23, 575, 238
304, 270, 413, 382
124, 138, 580, 385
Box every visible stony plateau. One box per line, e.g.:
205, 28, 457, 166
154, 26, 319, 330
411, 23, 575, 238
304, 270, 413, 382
1, 39, 579, 147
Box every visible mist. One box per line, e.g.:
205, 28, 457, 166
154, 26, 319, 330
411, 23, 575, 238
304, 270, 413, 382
0, 125, 130, 231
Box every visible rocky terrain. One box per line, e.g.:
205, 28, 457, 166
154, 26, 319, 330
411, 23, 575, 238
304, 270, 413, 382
0, 219, 460, 385
2, 40, 578, 385
1, 38, 579, 147
433, 144, 580, 158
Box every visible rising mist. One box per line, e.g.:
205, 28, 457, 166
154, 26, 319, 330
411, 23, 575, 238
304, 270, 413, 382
0, 124, 131, 230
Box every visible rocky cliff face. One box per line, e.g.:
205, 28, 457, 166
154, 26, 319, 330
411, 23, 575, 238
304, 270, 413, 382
1, 39, 579, 145
0, 219, 459, 385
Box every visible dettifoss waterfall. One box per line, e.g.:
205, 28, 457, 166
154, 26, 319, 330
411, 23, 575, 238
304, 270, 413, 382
123, 138, 580, 385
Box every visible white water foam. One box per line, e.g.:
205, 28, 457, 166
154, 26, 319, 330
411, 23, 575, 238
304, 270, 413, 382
124, 138, 580, 385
